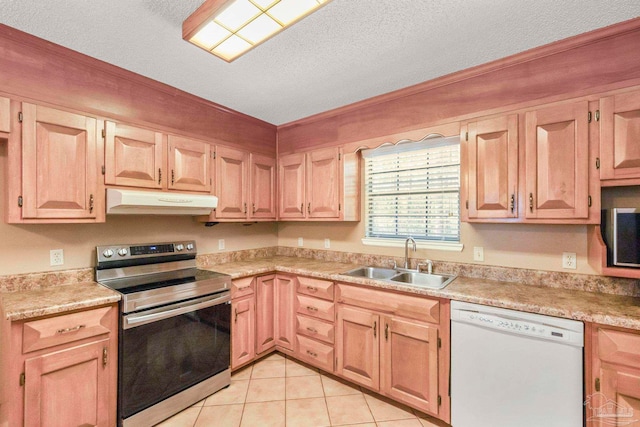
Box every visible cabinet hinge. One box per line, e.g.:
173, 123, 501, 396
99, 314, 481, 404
588, 195, 592, 207
101, 165, 105, 175
595, 110, 600, 122
437, 395, 442, 406
595, 377, 600, 392
101, 128, 106, 138
465, 200, 469, 209
465, 131, 468, 141
437, 337, 441, 348
339, 203, 341, 211
20, 373, 25, 386
338, 153, 341, 161
595, 157, 600, 169
588, 111, 592, 123
213, 151, 216, 160
18, 112, 23, 123
18, 196, 23, 208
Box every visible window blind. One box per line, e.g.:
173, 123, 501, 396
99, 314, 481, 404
363, 135, 460, 242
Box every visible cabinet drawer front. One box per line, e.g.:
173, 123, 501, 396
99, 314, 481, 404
597, 327, 640, 367
296, 315, 334, 344
296, 334, 334, 372
232, 276, 255, 299
23, 306, 114, 354
296, 295, 334, 322
336, 284, 439, 324
297, 277, 334, 301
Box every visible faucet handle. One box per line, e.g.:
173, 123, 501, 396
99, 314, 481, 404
417, 260, 433, 274
389, 259, 397, 269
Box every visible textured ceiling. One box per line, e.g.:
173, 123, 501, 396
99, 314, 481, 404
1, 1, 639, 125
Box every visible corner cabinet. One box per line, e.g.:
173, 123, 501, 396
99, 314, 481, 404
335, 284, 450, 423
0, 305, 118, 427
7, 102, 105, 223
587, 324, 640, 427
278, 147, 360, 221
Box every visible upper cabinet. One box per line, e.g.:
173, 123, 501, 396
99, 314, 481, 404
0, 96, 9, 136
205, 146, 276, 221
599, 89, 640, 182
8, 102, 104, 223
524, 100, 590, 220
104, 121, 211, 193
278, 147, 359, 221
466, 114, 519, 220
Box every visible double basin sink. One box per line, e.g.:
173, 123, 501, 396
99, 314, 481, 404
341, 266, 456, 290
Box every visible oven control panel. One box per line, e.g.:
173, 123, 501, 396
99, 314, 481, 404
96, 240, 197, 263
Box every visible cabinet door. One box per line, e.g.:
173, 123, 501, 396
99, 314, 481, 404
21, 103, 100, 220
336, 305, 379, 389
216, 146, 248, 219
104, 121, 164, 189
593, 366, 640, 427
250, 153, 276, 219
380, 316, 439, 415
274, 275, 296, 351
525, 101, 589, 219
600, 90, 640, 180
307, 147, 341, 218
278, 152, 306, 219
255, 275, 276, 354
167, 135, 211, 192
467, 114, 518, 219
24, 338, 111, 427
231, 295, 255, 370
0, 96, 9, 134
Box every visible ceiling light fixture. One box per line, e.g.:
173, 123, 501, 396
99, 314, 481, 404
183, 0, 332, 62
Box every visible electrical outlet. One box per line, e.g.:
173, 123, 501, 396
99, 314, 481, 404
298, 237, 304, 247
562, 252, 577, 269
50, 249, 64, 266
473, 246, 484, 262
324, 238, 330, 249
218, 239, 225, 250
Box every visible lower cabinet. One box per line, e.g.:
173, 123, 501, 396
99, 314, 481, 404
231, 294, 255, 370
335, 283, 449, 421
0, 304, 117, 427
255, 274, 296, 354
588, 324, 640, 427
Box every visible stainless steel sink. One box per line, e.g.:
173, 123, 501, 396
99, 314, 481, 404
341, 266, 399, 280
388, 271, 456, 289
341, 266, 456, 289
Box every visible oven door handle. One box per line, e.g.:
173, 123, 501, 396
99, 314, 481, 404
124, 293, 230, 329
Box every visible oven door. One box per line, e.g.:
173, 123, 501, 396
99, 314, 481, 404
119, 292, 231, 420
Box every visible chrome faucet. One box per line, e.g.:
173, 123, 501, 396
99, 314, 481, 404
404, 237, 416, 269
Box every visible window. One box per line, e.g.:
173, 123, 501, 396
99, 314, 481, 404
362, 134, 461, 248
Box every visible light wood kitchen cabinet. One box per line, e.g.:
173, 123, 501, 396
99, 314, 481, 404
600, 89, 640, 182
466, 114, 519, 219
524, 100, 590, 219
0, 96, 9, 135
231, 294, 256, 370
255, 274, 276, 354
588, 325, 640, 427
105, 121, 211, 192
15, 102, 104, 222
0, 305, 117, 427
279, 147, 350, 220
211, 146, 276, 221
274, 275, 296, 351
335, 284, 448, 420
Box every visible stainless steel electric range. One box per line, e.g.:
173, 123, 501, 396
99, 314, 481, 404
96, 240, 231, 427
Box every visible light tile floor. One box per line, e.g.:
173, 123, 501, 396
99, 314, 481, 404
154, 352, 447, 427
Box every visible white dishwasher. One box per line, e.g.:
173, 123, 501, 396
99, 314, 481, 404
451, 301, 584, 427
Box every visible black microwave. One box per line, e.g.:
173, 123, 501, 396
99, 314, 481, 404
603, 208, 640, 268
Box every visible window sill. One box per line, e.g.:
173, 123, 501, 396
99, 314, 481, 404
361, 238, 464, 252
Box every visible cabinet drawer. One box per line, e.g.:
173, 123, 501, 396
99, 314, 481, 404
23, 306, 114, 353
336, 284, 439, 324
297, 277, 334, 301
296, 295, 334, 322
296, 315, 334, 344
232, 276, 255, 299
597, 327, 640, 366
296, 334, 334, 372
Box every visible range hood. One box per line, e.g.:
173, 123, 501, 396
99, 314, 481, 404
106, 189, 217, 215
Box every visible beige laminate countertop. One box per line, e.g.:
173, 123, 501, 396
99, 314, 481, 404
208, 256, 640, 330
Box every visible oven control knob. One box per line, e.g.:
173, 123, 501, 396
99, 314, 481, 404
117, 248, 128, 257
175, 244, 184, 251
102, 249, 114, 258
186, 243, 194, 251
